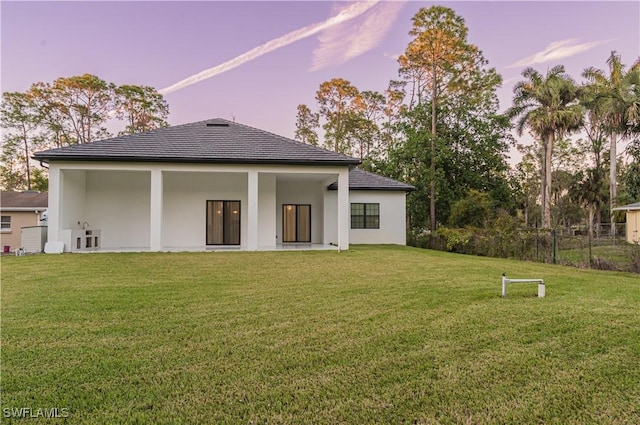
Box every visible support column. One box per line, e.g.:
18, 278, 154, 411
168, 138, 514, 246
247, 170, 259, 251
150, 168, 163, 251
337, 168, 350, 250
47, 165, 62, 243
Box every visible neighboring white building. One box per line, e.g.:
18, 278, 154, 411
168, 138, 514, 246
33, 118, 414, 252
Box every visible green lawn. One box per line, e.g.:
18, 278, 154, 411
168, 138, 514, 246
2, 246, 639, 424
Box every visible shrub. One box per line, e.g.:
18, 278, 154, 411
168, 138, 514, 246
447, 190, 493, 228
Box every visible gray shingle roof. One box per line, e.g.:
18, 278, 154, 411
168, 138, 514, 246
328, 168, 415, 192
1, 191, 48, 209
33, 118, 360, 166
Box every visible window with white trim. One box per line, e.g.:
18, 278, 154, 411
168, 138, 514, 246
1, 215, 11, 231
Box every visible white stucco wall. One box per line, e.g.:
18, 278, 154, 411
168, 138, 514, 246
325, 190, 408, 245
162, 171, 248, 248
276, 181, 324, 244
61, 169, 86, 230
323, 188, 338, 245
349, 191, 407, 245
85, 170, 151, 249
258, 174, 277, 248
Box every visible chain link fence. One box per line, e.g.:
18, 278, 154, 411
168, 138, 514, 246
412, 223, 640, 273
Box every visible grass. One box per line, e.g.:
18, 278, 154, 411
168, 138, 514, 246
558, 243, 639, 271
2, 246, 639, 424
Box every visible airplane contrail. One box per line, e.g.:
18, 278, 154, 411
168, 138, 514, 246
158, 1, 381, 95
310, 1, 405, 72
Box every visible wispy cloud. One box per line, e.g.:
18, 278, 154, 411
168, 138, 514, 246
507, 38, 613, 69
309, 1, 405, 72
383, 52, 401, 61
501, 76, 519, 86
159, 1, 381, 95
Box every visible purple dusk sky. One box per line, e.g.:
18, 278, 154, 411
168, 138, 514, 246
2, 1, 639, 162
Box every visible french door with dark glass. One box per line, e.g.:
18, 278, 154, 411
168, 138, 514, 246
206, 200, 241, 245
282, 204, 311, 243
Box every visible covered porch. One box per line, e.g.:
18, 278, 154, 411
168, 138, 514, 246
47, 162, 350, 252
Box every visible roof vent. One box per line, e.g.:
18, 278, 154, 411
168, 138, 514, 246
206, 123, 229, 127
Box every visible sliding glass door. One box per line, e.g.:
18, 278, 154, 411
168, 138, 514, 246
206, 201, 241, 245
283, 204, 311, 243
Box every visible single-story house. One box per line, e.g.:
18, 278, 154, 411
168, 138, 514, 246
612, 201, 640, 244
0, 191, 48, 252
33, 118, 414, 252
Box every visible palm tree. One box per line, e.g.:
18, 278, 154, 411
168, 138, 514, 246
508, 65, 583, 228
582, 51, 640, 235
579, 83, 610, 235
572, 167, 607, 266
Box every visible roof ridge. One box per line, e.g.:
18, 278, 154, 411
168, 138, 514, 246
223, 118, 359, 162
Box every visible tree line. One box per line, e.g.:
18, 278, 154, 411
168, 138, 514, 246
2, 6, 638, 241
295, 6, 640, 237
1, 74, 169, 191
